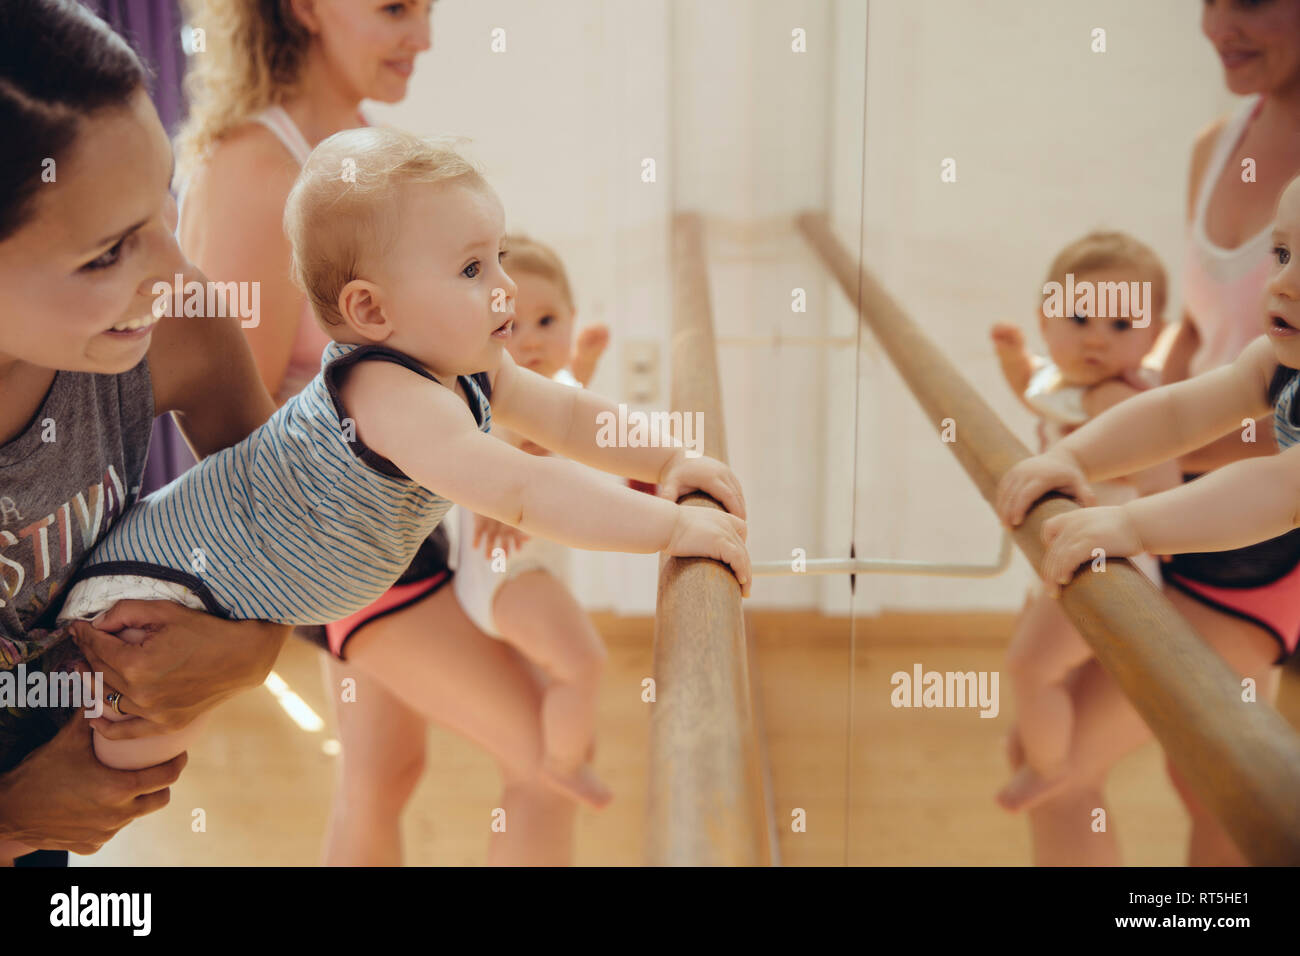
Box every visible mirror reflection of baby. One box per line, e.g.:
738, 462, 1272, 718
989, 231, 1180, 808
1000, 174, 1300, 651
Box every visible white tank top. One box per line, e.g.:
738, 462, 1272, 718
1184, 94, 1273, 378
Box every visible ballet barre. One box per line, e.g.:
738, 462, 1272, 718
646, 212, 777, 867
751, 530, 1013, 578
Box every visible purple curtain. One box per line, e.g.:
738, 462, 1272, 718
88, 1, 197, 493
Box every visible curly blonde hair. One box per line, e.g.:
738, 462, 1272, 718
174, 0, 311, 179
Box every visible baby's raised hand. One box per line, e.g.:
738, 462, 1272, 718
472, 513, 529, 559
658, 451, 747, 519
666, 507, 751, 598
990, 322, 1026, 354
996, 450, 1096, 527
1039, 506, 1144, 597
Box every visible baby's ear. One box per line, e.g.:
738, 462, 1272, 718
337, 280, 391, 341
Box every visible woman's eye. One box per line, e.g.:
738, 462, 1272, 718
81, 237, 127, 272
1277, 246, 1291, 266
383, 3, 406, 16
1113, 319, 1132, 332
462, 261, 480, 278
1070, 313, 1087, 325
539, 315, 553, 327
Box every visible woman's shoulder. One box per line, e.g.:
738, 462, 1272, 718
1186, 114, 1231, 217
185, 122, 300, 204
179, 121, 303, 253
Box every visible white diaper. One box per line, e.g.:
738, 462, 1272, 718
57, 572, 208, 625
449, 505, 571, 639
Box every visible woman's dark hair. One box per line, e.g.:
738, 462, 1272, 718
0, 0, 147, 242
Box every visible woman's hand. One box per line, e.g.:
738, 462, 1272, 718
657, 451, 747, 519
996, 449, 1096, 527
666, 506, 751, 597
472, 514, 530, 559
67, 601, 288, 739
0, 716, 185, 854
1039, 505, 1144, 597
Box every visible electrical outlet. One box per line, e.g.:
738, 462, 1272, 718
623, 340, 660, 404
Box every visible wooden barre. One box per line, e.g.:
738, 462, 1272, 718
797, 209, 1300, 864
644, 212, 775, 866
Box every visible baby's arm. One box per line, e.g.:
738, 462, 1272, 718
1038, 447, 1300, 592
990, 323, 1044, 413
570, 324, 610, 387
1059, 336, 1275, 482
1080, 380, 1182, 496
999, 337, 1277, 526
1126, 448, 1300, 556
488, 350, 691, 484
341, 361, 751, 590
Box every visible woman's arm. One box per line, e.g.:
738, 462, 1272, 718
177, 128, 305, 405
489, 351, 680, 484
147, 305, 276, 458
0, 715, 185, 853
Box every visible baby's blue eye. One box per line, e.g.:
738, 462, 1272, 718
463, 261, 480, 278
1277, 246, 1291, 266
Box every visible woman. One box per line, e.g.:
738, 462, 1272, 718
1018, 0, 1300, 866
0, 0, 288, 864
175, 0, 579, 865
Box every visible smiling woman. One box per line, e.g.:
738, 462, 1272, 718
0, 0, 290, 868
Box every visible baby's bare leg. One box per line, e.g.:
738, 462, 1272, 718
1005, 587, 1094, 779
91, 625, 213, 770
491, 570, 610, 810
320, 654, 427, 866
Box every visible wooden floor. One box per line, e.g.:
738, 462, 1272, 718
73, 610, 1249, 867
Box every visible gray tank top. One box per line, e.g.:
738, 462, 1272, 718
0, 359, 154, 667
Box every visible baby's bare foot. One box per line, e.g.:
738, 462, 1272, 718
996, 764, 1066, 813
541, 757, 613, 811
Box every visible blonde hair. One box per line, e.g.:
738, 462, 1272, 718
1045, 230, 1168, 321
174, 0, 311, 179
284, 126, 487, 328
502, 233, 575, 311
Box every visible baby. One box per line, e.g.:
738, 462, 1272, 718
999, 174, 1300, 631
2, 127, 751, 811
990, 231, 1180, 807
447, 232, 617, 807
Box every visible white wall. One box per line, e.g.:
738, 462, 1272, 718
844, 0, 1236, 614
371, 0, 1239, 615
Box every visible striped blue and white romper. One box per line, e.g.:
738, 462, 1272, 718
57, 342, 491, 626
